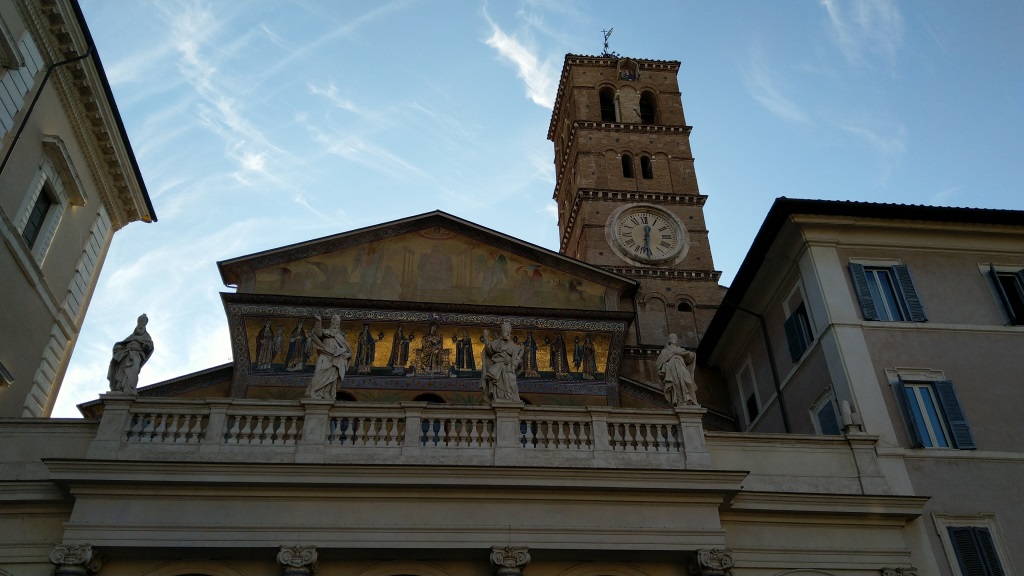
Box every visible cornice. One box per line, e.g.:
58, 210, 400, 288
20, 0, 153, 230
602, 267, 722, 282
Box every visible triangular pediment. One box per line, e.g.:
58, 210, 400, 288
219, 211, 635, 311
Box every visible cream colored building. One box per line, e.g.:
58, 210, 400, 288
0, 34, 1018, 576
0, 0, 155, 417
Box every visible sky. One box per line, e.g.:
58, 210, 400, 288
54, 0, 1023, 416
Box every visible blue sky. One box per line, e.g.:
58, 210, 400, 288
54, 0, 1023, 416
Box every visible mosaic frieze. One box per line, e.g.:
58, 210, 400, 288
242, 316, 614, 381
248, 229, 610, 310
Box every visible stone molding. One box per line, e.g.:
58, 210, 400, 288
490, 545, 530, 575
50, 544, 101, 576
690, 548, 734, 576
880, 569, 917, 576
277, 545, 318, 576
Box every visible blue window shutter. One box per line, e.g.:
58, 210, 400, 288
934, 380, 975, 450
892, 264, 927, 321
949, 527, 1005, 576
848, 263, 879, 320
783, 314, 803, 362
989, 264, 1016, 325
894, 377, 923, 448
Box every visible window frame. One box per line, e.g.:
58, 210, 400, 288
986, 263, 1024, 326
735, 357, 760, 428
933, 515, 1012, 576
620, 153, 634, 178
849, 261, 927, 322
888, 369, 975, 450
639, 155, 653, 179
782, 284, 815, 362
810, 390, 842, 436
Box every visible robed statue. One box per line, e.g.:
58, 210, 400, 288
306, 314, 352, 400
480, 322, 523, 404
107, 314, 154, 394
656, 333, 698, 407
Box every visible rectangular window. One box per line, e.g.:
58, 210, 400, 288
894, 378, 975, 449
811, 393, 842, 436
21, 188, 52, 247
784, 302, 814, 362
849, 263, 927, 322
988, 264, 1024, 325
736, 360, 760, 427
948, 526, 1006, 576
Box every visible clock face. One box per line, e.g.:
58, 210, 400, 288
605, 205, 688, 265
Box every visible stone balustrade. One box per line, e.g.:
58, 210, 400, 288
86, 394, 710, 469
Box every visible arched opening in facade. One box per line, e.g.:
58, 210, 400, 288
621, 154, 634, 178
335, 390, 357, 401
412, 393, 446, 404
639, 91, 657, 124
640, 156, 653, 179
599, 87, 618, 122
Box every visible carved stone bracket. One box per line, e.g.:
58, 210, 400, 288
690, 548, 734, 576
277, 545, 318, 576
880, 568, 918, 576
50, 544, 101, 576
490, 545, 530, 575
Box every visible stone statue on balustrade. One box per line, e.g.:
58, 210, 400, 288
656, 333, 699, 407
306, 314, 351, 400
107, 313, 154, 395
481, 322, 523, 404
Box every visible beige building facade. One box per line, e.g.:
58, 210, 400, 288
0, 0, 155, 417
0, 37, 1018, 576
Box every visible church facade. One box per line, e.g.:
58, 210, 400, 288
1, 24, 1021, 576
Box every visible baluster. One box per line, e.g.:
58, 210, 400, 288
286, 416, 299, 444
519, 420, 528, 448
367, 418, 381, 446
607, 423, 620, 449
260, 416, 272, 445
555, 421, 567, 449
225, 416, 240, 444
538, 420, 551, 448
468, 419, 481, 448
127, 414, 144, 442
189, 415, 204, 444
395, 419, 405, 446
567, 421, 579, 448
582, 422, 593, 449
150, 414, 165, 443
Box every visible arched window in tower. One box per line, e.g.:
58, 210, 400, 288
599, 87, 617, 122
639, 91, 657, 124
640, 155, 653, 179
621, 154, 634, 178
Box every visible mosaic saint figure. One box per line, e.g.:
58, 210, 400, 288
255, 320, 275, 370
286, 320, 309, 371
452, 328, 476, 371
656, 333, 698, 407
273, 327, 284, 363
546, 333, 570, 379
355, 323, 380, 374
521, 331, 539, 378
387, 325, 414, 372
107, 314, 154, 394
306, 315, 351, 400
481, 322, 523, 403
418, 323, 445, 374
572, 336, 584, 372
580, 334, 598, 380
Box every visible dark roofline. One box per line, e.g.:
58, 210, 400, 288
697, 198, 1024, 363
68, 0, 156, 222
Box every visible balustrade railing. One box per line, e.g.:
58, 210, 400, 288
91, 395, 708, 469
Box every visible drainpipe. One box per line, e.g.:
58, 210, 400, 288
721, 299, 792, 433
0, 47, 93, 177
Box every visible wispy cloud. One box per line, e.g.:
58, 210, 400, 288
309, 81, 362, 114
743, 46, 811, 124
929, 185, 963, 206
835, 120, 907, 184
483, 17, 556, 109
821, 0, 904, 71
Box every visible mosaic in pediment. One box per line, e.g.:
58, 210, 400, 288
249, 229, 609, 310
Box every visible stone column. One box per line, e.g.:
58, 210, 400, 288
490, 545, 530, 575
277, 545, 318, 576
690, 548, 734, 576
50, 544, 101, 576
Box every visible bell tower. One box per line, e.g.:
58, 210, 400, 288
548, 55, 724, 348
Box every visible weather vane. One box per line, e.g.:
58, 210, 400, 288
601, 28, 619, 58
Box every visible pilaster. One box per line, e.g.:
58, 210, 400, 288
690, 548, 734, 576
50, 544, 101, 576
277, 545, 318, 576
490, 545, 530, 575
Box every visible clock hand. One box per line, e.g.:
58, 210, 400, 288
643, 224, 652, 257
